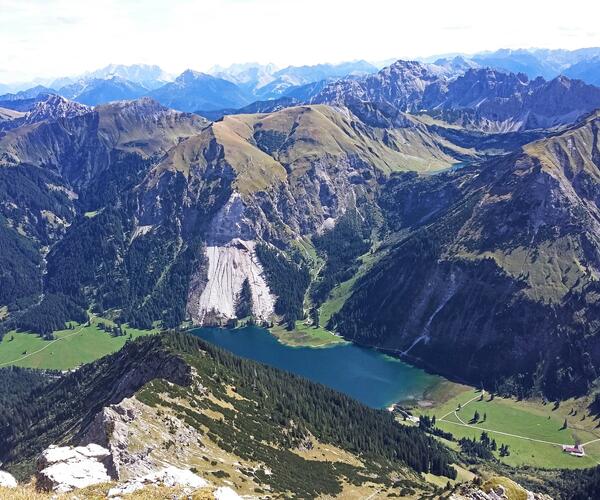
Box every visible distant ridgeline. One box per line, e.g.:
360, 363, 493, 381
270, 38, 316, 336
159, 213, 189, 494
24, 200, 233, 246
1, 58, 600, 401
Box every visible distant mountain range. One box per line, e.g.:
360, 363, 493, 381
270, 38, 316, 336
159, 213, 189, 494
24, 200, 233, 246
4, 57, 600, 135
563, 56, 600, 86
4, 50, 600, 116
418, 47, 600, 81
469, 47, 600, 80
147, 69, 253, 111
57, 77, 148, 106
0, 61, 382, 113
50, 63, 173, 90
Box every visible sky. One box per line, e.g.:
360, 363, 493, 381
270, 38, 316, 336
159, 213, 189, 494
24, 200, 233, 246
2, 0, 600, 83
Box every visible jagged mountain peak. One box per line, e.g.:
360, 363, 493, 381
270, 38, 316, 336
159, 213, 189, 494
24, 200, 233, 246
312, 59, 444, 114
89, 63, 172, 81
379, 59, 445, 86
148, 70, 251, 112
171, 69, 247, 89
176, 69, 215, 83
548, 73, 579, 89
375, 59, 445, 83
385, 59, 432, 72
52, 63, 174, 90
24, 94, 90, 124
96, 96, 167, 114
460, 66, 530, 85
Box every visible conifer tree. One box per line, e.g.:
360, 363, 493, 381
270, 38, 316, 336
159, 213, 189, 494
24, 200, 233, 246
235, 278, 254, 319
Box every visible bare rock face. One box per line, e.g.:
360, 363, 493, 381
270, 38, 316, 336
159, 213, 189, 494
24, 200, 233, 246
449, 476, 553, 500
188, 238, 276, 324
0, 471, 17, 488
36, 444, 114, 493
82, 399, 140, 478
24, 94, 90, 125
183, 192, 276, 324
107, 466, 209, 497
82, 395, 209, 481
451, 485, 553, 500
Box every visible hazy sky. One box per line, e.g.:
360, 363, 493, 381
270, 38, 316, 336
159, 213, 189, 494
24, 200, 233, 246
2, 0, 600, 83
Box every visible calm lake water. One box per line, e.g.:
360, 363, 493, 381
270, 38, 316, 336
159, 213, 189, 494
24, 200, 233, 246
191, 326, 441, 409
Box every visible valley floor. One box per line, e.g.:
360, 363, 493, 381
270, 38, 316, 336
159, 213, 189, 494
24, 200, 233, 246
0, 315, 158, 370
411, 386, 600, 469
4, 310, 600, 474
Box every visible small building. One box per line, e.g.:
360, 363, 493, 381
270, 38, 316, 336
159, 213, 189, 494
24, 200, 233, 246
562, 444, 585, 457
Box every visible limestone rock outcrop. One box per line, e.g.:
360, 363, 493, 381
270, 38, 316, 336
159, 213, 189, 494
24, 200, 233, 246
36, 444, 114, 493
0, 471, 17, 488
214, 486, 243, 499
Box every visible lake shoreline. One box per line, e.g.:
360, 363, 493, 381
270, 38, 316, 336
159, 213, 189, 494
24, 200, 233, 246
190, 325, 448, 409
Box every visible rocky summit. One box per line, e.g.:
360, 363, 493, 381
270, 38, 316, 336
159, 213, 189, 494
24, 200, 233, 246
36, 444, 113, 493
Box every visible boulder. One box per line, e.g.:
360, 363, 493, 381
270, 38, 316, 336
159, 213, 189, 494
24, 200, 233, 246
107, 466, 209, 497
0, 471, 17, 488
36, 444, 114, 493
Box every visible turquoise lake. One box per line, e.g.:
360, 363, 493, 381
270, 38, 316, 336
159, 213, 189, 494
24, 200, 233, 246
191, 326, 441, 409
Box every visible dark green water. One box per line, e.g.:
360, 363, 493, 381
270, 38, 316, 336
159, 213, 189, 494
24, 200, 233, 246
191, 326, 441, 409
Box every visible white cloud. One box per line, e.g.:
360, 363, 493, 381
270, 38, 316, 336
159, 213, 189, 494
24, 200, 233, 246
1, 0, 599, 83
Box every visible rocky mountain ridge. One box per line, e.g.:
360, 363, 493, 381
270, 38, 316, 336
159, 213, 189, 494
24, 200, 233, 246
312, 61, 600, 133
0, 332, 457, 497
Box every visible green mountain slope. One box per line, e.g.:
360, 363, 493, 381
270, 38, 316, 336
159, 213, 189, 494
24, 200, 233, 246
3, 95, 600, 403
